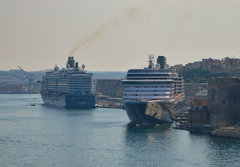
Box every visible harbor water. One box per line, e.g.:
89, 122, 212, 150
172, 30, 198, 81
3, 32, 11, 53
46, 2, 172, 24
0, 94, 240, 167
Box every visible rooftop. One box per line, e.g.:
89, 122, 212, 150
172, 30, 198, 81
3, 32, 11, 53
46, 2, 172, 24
195, 90, 208, 97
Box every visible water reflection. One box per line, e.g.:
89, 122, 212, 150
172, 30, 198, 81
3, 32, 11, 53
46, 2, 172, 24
123, 123, 177, 167
40, 104, 95, 117
205, 137, 240, 167
125, 123, 172, 142
2, 94, 240, 167
123, 124, 240, 167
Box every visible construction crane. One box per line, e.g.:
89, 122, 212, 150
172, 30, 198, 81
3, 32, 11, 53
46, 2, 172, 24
18, 65, 33, 87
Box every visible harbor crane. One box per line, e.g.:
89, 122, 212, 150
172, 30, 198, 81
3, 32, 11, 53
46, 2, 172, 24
18, 65, 33, 87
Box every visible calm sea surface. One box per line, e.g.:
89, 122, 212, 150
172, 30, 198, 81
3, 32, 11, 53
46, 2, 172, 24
0, 94, 240, 167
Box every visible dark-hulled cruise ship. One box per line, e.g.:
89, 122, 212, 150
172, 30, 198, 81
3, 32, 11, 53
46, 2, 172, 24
121, 55, 185, 126
40, 57, 96, 108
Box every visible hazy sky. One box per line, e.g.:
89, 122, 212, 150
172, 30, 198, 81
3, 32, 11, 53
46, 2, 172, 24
1, 0, 240, 71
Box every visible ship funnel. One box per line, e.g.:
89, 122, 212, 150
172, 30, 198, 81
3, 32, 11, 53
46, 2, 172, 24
157, 56, 166, 69
75, 62, 79, 68
67, 56, 75, 68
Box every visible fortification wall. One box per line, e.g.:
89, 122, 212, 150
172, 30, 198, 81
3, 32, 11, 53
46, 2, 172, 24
96, 79, 123, 97
208, 77, 240, 128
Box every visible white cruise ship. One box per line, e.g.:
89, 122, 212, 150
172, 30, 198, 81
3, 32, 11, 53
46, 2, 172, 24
41, 56, 96, 108
121, 55, 185, 126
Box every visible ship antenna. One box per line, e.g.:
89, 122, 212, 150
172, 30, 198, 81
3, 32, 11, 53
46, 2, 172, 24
148, 54, 154, 69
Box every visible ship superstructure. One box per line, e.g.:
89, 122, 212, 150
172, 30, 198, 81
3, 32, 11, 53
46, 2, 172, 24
122, 55, 185, 126
41, 57, 96, 108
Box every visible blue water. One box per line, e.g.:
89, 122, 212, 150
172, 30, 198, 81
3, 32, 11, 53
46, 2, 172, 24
0, 94, 240, 167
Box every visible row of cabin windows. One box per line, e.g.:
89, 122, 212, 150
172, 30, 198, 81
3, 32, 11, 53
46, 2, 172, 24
124, 85, 172, 88
124, 89, 173, 92
124, 98, 171, 101
124, 94, 171, 96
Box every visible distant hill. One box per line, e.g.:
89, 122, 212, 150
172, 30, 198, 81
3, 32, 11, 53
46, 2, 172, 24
179, 68, 231, 83
0, 70, 127, 84
0, 70, 43, 84
2, 68, 237, 84
91, 71, 126, 79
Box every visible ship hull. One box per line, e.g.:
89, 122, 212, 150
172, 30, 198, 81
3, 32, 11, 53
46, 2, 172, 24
124, 99, 184, 126
41, 92, 96, 108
